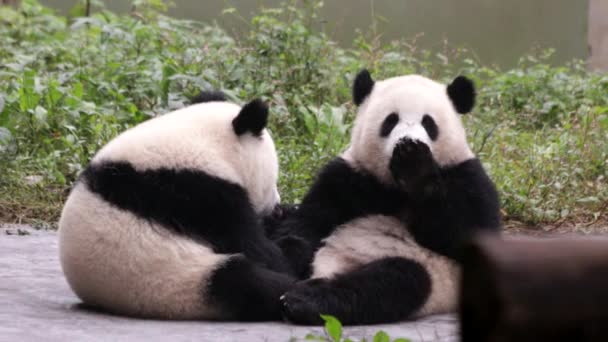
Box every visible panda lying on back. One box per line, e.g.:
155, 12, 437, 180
271, 70, 501, 325
59, 93, 295, 321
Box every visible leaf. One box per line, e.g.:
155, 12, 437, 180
54, 170, 66, 185
0, 127, 12, 144
34, 105, 48, 123
576, 196, 600, 204
0, 127, 16, 156
595, 106, 608, 115
222, 7, 236, 15
304, 333, 327, 341
72, 82, 84, 99
19, 70, 39, 111
372, 331, 390, 342
0, 94, 4, 113
302, 109, 317, 136
70, 17, 102, 30
46, 80, 64, 107
80, 101, 96, 114
321, 315, 342, 342
392, 338, 412, 342
22, 69, 35, 90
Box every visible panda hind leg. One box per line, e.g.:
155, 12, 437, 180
280, 257, 431, 325
206, 255, 296, 321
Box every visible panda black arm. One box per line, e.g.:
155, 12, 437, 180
279, 158, 403, 242
405, 158, 501, 261
273, 157, 404, 276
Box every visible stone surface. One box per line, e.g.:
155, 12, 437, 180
0, 225, 459, 342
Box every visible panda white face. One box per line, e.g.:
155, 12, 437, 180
343, 72, 475, 185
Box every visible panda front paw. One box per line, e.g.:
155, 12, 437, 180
280, 278, 332, 325
389, 138, 438, 192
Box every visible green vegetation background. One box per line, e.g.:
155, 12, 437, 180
0, 0, 606, 229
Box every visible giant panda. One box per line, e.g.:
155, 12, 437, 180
58, 92, 296, 321
272, 70, 502, 325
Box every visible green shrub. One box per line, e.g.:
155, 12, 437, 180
0, 0, 606, 227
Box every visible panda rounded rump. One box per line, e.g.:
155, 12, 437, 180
59, 182, 227, 319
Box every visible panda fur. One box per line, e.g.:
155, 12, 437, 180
274, 70, 501, 325
58, 93, 295, 321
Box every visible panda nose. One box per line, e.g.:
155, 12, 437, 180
397, 124, 432, 146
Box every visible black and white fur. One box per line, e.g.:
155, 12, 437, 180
59, 93, 295, 321
273, 70, 501, 325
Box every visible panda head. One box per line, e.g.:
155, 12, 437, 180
343, 70, 476, 184
91, 92, 280, 216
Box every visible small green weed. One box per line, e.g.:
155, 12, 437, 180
299, 315, 411, 342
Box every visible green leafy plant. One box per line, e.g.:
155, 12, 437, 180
300, 315, 411, 342
0, 0, 606, 228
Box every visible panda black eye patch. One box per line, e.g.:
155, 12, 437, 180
380, 113, 400, 137
421, 114, 439, 141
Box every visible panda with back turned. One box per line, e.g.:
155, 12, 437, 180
271, 70, 502, 325
59, 93, 296, 321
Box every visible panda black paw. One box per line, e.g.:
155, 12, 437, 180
389, 138, 438, 191
280, 278, 332, 325
275, 235, 314, 278
263, 204, 300, 238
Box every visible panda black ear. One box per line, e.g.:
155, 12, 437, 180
447, 76, 476, 114
352, 69, 375, 106
232, 99, 269, 136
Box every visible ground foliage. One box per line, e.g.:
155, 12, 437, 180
298, 314, 411, 342
0, 0, 606, 228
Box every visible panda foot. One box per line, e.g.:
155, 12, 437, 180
389, 138, 438, 191
280, 279, 332, 325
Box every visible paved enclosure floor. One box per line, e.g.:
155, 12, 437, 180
0, 225, 458, 342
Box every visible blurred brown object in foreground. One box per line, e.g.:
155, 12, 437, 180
460, 234, 608, 342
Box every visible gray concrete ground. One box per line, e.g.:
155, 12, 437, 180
0, 225, 458, 342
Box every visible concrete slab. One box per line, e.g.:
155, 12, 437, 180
0, 225, 459, 342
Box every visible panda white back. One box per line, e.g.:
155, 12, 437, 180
59, 94, 294, 320
275, 70, 501, 325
